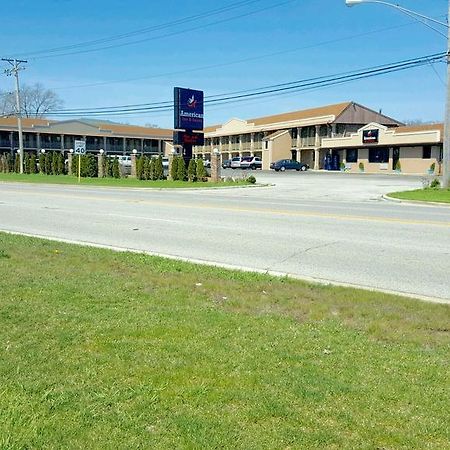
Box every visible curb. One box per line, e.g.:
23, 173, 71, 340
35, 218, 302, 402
383, 194, 450, 208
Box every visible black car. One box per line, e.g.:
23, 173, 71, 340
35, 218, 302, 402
222, 159, 232, 169
270, 159, 308, 172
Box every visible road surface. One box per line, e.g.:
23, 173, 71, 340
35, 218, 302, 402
1, 172, 449, 302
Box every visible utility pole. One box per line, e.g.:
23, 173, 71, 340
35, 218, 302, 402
443, 0, 450, 188
2, 58, 27, 174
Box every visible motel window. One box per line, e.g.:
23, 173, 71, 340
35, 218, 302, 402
422, 145, 432, 159
346, 149, 358, 163
368, 148, 389, 163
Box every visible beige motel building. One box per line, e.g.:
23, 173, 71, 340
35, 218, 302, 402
194, 101, 443, 175
0, 117, 173, 156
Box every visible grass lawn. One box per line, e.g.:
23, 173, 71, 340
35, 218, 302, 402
388, 188, 450, 204
0, 233, 449, 449
0, 172, 252, 188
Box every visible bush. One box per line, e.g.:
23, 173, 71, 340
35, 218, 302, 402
14, 154, 20, 173
154, 156, 164, 180
188, 158, 197, 182
196, 159, 207, 181
358, 162, 364, 172
430, 178, 441, 189
171, 156, 179, 181
29, 154, 37, 174
430, 162, 436, 172
177, 157, 187, 181
136, 156, 144, 180
246, 175, 256, 184
112, 157, 120, 178
24, 153, 30, 174
39, 154, 45, 174
395, 160, 401, 171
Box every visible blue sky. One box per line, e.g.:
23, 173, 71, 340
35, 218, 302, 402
1, 0, 446, 127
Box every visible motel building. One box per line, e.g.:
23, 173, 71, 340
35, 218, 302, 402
194, 101, 443, 175
194, 102, 401, 170
0, 117, 173, 157
322, 122, 443, 174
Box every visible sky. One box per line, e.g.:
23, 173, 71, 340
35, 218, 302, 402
0, 0, 447, 128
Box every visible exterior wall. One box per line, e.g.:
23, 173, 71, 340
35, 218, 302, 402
397, 146, 439, 174
270, 132, 292, 163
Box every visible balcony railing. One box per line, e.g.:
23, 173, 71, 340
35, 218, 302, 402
40, 142, 62, 150
0, 140, 11, 148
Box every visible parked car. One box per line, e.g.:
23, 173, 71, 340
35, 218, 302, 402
222, 159, 232, 169
230, 156, 243, 169
270, 159, 308, 172
203, 159, 211, 168
240, 156, 262, 170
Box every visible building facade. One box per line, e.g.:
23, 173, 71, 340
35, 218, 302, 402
194, 102, 402, 170
0, 118, 173, 157
322, 122, 443, 174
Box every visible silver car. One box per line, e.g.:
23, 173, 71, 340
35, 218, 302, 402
230, 156, 243, 169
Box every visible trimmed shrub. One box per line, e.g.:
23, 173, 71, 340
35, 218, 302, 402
14, 155, 20, 173
39, 154, 45, 174
136, 156, 144, 180
177, 157, 187, 181
358, 162, 364, 172
29, 154, 37, 174
246, 175, 256, 184
395, 160, 401, 171
24, 153, 30, 174
430, 178, 441, 189
171, 156, 179, 180
52, 152, 59, 175
188, 158, 197, 182
112, 157, 120, 178
154, 155, 164, 180
196, 158, 207, 181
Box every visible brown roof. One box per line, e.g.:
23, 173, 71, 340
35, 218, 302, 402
204, 102, 352, 133
394, 123, 443, 134
248, 102, 352, 126
0, 117, 52, 127
0, 117, 172, 138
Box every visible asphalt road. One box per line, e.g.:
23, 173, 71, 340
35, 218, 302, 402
1, 171, 450, 303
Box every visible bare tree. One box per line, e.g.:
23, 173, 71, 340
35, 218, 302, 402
0, 83, 63, 118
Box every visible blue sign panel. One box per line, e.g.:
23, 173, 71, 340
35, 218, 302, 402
174, 87, 204, 131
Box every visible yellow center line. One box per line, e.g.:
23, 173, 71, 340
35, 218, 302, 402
2, 187, 450, 228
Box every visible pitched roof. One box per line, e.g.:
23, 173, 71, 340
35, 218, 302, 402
0, 117, 172, 138
247, 102, 352, 126
394, 123, 443, 134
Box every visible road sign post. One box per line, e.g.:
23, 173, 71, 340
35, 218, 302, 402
74, 140, 86, 183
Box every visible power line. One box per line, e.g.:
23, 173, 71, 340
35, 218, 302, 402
13, 0, 262, 58
49, 18, 444, 91
15, 0, 297, 60
44, 52, 445, 117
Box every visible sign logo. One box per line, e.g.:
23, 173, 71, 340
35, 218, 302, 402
187, 95, 197, 109
174, 87, 204, 131
363, 129, 379, 144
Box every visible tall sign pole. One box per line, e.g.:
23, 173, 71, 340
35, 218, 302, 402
443, 0, 450, 188
2, 58, 27, 175
174, 87, 204, 166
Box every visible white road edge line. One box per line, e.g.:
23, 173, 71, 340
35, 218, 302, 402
1, 229, 449, 306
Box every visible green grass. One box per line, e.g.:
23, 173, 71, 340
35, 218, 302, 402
388, 188, 450, 204
0, 233, 449, 449
0, 172, 251, 188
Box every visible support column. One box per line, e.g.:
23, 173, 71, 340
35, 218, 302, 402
122, 137, 126, 155
331, 123, 337, 138
314, 125, 321, 170
60, 134, 64, 151
131, 153, 137, 178
297, 127, 301, 148
98, 154, 105, 178
9, 132, 13, 156
37, 133, 41, 152
210, 152, 221, 182
103, 136, 107, 153
141, 139, 145, 155
251, 133, 255, 152
68, 153, 73, 175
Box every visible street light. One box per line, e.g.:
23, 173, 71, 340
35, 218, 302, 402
345, 0, 450, 188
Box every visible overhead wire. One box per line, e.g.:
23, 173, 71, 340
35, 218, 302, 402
43, 52, 445, 117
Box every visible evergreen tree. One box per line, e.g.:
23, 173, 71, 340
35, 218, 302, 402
52, 151, 59, 175
171, 156, 179, 180
155, 155, 164, 180
177, 157, 187, 181
45, 153, 52, 175
188, 158, 197, 182
14, 154, 20, 173
39, 153, 45, 174
196, 159, 207, 181
136, 156, 144, 180
30, 154, 37, 174
112, 157, 120, 178
24, 152, 30, 174
150, 157, 157, 180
